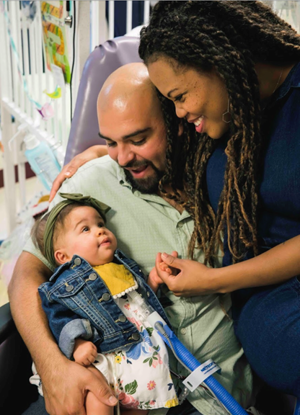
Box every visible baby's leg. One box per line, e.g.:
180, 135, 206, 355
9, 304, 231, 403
86, 391, 113, 415
85, 365, 114, 415
85, 366, 149, 415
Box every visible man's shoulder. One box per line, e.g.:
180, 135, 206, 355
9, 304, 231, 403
50, 155, 125, 208
75, 155, 118, 176
61, 155, 121, 191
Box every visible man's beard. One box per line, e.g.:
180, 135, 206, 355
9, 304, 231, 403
123, 160, 164, 194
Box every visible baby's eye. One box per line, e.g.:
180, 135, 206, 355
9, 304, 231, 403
82, 226, 89, 232
98, 222, 104, 228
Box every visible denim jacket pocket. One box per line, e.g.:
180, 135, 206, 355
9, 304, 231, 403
53, 276, 91, 312
54, 277, 85, 297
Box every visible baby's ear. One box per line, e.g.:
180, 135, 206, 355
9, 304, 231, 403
54, 250, 69, 265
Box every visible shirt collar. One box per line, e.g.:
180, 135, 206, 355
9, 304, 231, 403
266, 62, 300, 109
115, 161, 132, 190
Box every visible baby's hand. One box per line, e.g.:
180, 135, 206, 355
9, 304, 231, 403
73, 339, 98, 367
148, 251, 179, 293
148, 266, 164, 293
158, 251, 179, 276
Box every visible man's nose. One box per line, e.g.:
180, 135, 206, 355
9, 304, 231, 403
175, 103, 187, 119
117, 145, 134, 167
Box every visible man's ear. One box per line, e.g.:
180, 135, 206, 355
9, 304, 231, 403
54, 250, 69, 265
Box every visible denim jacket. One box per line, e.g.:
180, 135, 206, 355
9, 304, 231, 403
39, 249, 171, 359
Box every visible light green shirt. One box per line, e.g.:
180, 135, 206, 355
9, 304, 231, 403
25, 156, 254, 415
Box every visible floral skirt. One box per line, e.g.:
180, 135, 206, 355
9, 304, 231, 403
95, 292, 179, 411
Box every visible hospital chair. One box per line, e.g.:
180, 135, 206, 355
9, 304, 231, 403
0, 35, 297, 415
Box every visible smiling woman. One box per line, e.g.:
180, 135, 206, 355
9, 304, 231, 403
139, 0, 300, 400
147, 60, 229, 139
139, 0, 300, 264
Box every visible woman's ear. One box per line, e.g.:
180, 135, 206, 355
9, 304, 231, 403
54, 250, 69, 265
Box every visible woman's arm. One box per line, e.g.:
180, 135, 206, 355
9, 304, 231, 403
49, 145, 108, 202
158, 235, 300, 296
8, 251, 117, 415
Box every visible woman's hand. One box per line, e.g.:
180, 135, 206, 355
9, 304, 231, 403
49, 145, 108, 202
158, 253, 219, 296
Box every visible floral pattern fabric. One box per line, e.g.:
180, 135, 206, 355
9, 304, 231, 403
94, 292, 179, 410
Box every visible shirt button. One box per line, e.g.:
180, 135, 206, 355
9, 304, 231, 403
102, 293, 111, 301
129, 332, 140, 341
89, 273, 97, 281
180, 328, 187, 335
66, 285, 74, 292
147, 291, 150, 297
119, 315, 127, 323
74, 258, 81, 266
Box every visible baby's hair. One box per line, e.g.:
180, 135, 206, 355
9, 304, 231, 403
31, 202, 105, 262
31, 212, 50, 257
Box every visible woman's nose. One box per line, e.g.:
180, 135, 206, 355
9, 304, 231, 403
175, 103, 187, 119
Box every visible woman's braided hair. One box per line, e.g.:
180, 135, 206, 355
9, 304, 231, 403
140, 1, 300, 266
156, 90, 198, 208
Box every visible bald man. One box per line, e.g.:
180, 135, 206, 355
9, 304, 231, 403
97, 62, 168, 194
9, 63, 254, 415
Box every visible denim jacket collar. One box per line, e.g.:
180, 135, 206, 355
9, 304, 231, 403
50, 249, 134, 282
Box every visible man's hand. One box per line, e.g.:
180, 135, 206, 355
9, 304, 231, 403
41, 357, 118, 415
49, 145, 108, 202
157, 253, 218, 296
73, 339, 98, 366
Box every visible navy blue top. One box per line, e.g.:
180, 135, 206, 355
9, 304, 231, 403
206, 62, 300, 316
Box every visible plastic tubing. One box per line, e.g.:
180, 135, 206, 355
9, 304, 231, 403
127, 291, 248, 414
158, 323, 248, 415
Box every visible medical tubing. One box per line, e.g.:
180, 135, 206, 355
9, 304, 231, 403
126, 291, 247, 414
156, 323, 248, 415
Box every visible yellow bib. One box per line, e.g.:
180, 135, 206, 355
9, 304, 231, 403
93, 263, 137, 298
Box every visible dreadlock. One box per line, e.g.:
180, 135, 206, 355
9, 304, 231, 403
156, 90, 196, 206
139, 1, 300, 266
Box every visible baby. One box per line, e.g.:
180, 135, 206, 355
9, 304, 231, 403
31, 192, 179, 415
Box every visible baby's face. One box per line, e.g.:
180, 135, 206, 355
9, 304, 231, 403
56, 206, 117, 266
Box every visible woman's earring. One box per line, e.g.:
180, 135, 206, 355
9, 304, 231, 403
222, 100, 231, 124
